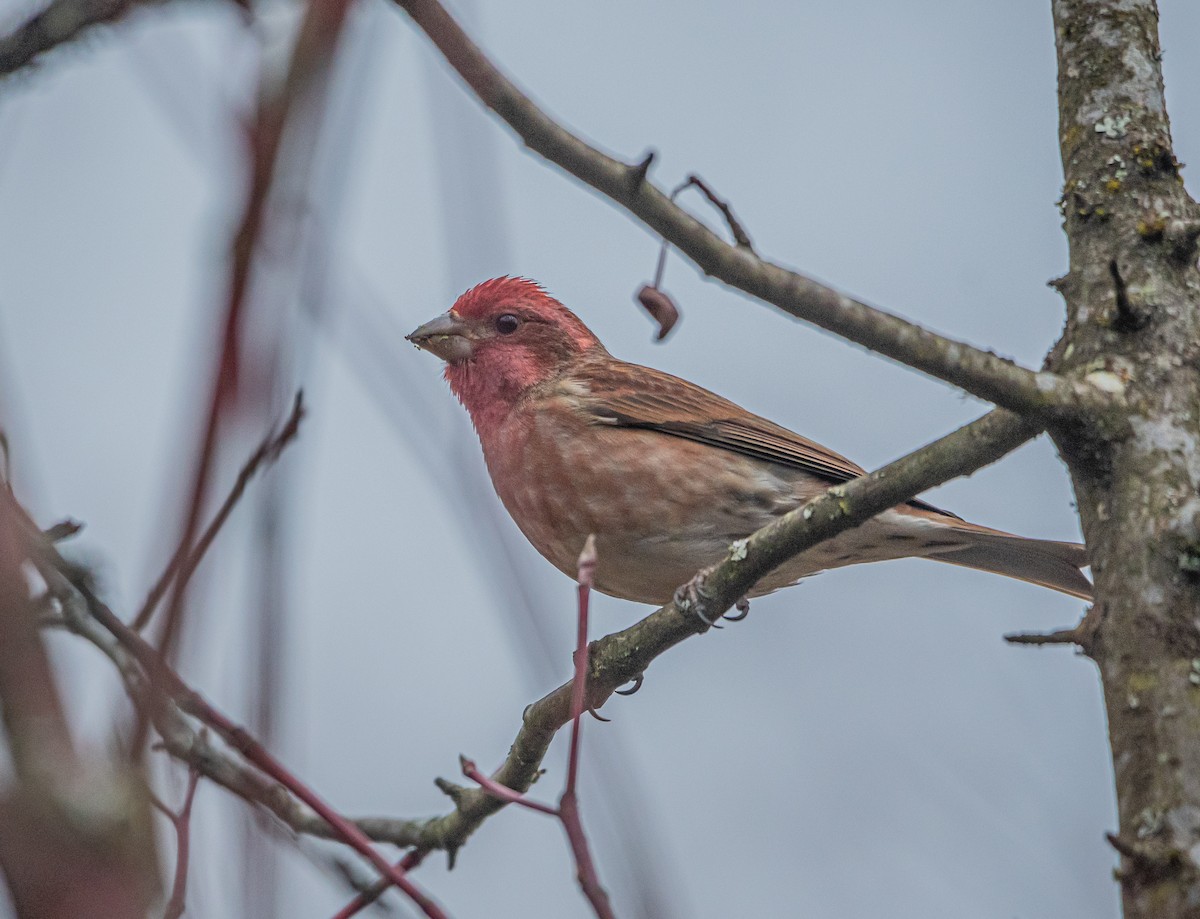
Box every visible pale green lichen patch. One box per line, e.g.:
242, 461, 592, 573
1096, 113, 1132, 138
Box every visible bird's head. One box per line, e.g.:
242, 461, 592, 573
408, 277, 603, 414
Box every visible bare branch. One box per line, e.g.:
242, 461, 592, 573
459, 757, 558, 817
332, 849, 428, 919
18, 511, 451, 919
151, 766, 201, 919
557, 535, 616, 919
0, 497, 154, 917
374, 539, 618, 918
673, 174, 755, 253
134, 392, 305, 631
0, 0, 162, 78
390, 0, 1118, 422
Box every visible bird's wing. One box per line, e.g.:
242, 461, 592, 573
570, 358, 959, 518
572, 359, 865, 483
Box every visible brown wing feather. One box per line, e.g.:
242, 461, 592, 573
573, 359, 863, 480
572, 358, 956, 517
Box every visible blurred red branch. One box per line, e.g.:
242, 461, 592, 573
146, 0, 357, 724
6, 472, 447, 918
133, 392, 305, 631
331, 848, 427, 919
73, 579, 451, 919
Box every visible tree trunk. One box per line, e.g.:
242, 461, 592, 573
1049, 2, 1200, 915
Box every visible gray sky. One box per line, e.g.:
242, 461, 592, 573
2, 1, 1198, 916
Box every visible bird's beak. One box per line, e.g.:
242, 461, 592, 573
406, 311, 475, 364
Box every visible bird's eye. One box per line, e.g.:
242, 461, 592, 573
495, 314, 520, 335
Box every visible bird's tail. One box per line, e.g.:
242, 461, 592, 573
928, 530, 1092, 600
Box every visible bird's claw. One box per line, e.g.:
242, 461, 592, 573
674, 568, 722, 629
615, 674, 644, 696
587, 707, 612, 722
723, 597, 750, 622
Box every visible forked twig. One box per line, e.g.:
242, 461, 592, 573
151, 766, 202, 919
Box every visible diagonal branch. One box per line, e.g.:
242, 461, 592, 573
16, 513, 450, 919
133, 392, 305, 632
389, 0, 1118, 423
0, 0, 166, 77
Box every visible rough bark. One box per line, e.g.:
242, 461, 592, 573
1049, 2, 1200, 916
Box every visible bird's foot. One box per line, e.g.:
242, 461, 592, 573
673, 567, 722, 629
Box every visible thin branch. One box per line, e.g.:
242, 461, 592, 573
133, 392, 305, 631
17, 516, 451, 919
558, 536, 616, 919
86, 589, 450, 918
151, 766, 201, 919
411, 542, 615, 919
35, 538, 431, 852
390, 0, 1119, 423
565, 534, 597, 800
1004, 603, 1100, 651
0, 0, 162, 78
331, 849, 428, 919
460, 757, 559, 816
673, 174, 754, 252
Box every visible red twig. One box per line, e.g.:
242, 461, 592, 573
460, 756, 559, 816
331, 538, 615, 918
465, 537, 616, 919
558, 535, 616, 919
330, 848, 427, 919
134, 393, 305, 632
78, 589, 449, 919
152, 767, 202, 919
566, 535, 597, 797
140, 0, 357, 752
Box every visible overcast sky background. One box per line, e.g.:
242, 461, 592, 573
2, 1, 1199, 917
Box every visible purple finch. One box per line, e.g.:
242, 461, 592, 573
408, 278, 1091, 604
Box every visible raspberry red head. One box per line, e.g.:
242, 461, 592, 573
407, 277, 605, 433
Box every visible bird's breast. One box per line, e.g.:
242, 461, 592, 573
478, 398, 815, 602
